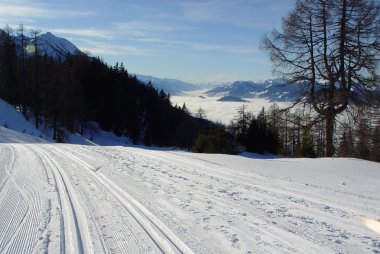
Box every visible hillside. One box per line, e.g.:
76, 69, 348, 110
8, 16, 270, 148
0, 128, 379, 253
0, 99, 49, 140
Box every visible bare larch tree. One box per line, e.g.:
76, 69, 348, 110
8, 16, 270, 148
262, 0, 380, 156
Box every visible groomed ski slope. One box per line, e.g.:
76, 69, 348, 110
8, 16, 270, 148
0, 127, 379, 253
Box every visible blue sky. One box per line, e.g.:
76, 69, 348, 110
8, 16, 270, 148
0, 0, 296, 83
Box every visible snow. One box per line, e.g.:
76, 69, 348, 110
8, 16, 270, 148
35, 32, 80, 59
0, 99, 50, 141
0, 98, 128, 146
1, 126, 379, 253
1, 98, 379, 253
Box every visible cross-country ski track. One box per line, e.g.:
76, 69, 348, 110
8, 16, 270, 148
0, 139, 379, 253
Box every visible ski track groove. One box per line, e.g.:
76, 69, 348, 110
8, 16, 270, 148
6, 195, 42, 254
47, 147, 149, 254
29, 145, 93, 254
0, 145, 16, 202
0, 144, 52, 254
0, 186, 28, 253
6, 146, 50, 254
0, 144, 34, 253
49, 144, 195, 254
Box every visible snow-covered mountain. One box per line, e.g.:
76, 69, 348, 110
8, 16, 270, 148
134, 76, 306, 100
135, 74, 200, 95
205, 79, 304, 102
35, 32, 80, 58
2, 30, 81, 59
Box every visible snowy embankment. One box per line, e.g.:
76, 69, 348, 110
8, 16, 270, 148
0, 99, 49, 141
0, 126, 379, 253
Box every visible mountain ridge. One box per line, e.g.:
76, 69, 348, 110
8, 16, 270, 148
6, 30, 81, 59
205, 79, 304, 102
134, 74, 200, 95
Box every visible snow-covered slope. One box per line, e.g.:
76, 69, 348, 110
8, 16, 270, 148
0, 126, 46, 143
0, 99, 50, 141
0, 126, 379, 253
0, 98, 137, 146
36, 32, 80, 58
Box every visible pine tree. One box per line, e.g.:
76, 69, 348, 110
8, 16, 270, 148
337, 127, 354, 158
17, 24, 28, 115
356, 117, 371, 160
195, 107, 206, 119
246, 107, 280, 154
30, 30, 41, 129
0, 25, 18, 104
295, 130, 316, 158
230, 105, 253, 146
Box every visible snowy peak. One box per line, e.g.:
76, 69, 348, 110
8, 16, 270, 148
3, 30, 82, 59
34, 32, 80, 58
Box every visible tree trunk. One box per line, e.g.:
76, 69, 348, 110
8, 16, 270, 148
325, 111, 335, 157
53, 112, 57, 141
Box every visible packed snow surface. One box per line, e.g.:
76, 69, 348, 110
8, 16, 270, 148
0, 128, 379, 253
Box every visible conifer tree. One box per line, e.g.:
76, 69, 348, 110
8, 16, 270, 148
356, 117, 371, 160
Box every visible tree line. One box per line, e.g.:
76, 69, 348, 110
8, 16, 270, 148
0, 25, 214, 146
192, 103, 380, 162
194, 0, 379, 161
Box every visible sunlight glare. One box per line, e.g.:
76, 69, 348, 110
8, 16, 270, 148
26, 44, 35, 54
363, 218, 380, 235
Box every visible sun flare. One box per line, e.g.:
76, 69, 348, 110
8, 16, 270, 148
26, 44, 35, 54
363, 218, 380, 235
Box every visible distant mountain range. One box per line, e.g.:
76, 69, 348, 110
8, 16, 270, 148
134, 74, 200, 96
3, 30, 305, 101
133, 77, 304, 102
205, 79, 304, 102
